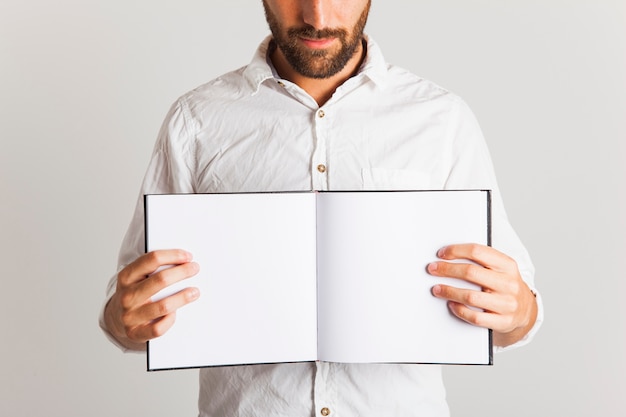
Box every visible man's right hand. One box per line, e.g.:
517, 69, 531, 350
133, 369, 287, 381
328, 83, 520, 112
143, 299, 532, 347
103, 249, 200, 351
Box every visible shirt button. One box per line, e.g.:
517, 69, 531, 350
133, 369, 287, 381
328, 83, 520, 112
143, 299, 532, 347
320, 407, 331, 416
317, 164, 327, 173
277, 81, 285, 87
317, 109, 325, 118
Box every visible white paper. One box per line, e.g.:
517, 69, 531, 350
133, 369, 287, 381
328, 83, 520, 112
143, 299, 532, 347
316, 191, 490, 364
146, 193, 318, 370
145, 190, 491, 370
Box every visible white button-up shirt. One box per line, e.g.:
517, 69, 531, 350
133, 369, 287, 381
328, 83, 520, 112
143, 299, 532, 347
102, 35, 542, 417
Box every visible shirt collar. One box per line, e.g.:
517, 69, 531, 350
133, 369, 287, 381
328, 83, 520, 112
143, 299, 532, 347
241, 35, 276, 95
356, 34, 389, 89
242, 34, 390, 96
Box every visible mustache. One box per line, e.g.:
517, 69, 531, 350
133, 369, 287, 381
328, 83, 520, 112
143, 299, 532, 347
287, 26, 348, 40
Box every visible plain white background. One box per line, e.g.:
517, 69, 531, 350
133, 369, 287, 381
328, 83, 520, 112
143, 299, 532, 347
1, 0, 624, 416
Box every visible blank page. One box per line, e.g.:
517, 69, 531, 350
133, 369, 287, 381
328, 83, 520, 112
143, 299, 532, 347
315, 190, 491, 365
146, 192, 318, 370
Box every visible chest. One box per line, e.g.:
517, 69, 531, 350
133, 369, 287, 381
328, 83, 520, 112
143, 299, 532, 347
191, 96, 452, 193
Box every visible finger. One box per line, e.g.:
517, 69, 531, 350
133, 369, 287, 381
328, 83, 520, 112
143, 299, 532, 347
447, 302, 518, 333
120, 262, 200, 315
118, 249, 194, 287
144, 287, 200, 322
432, 284, 513, 316
139, 261, 200, 300
446, 301, 492, 328
127, 312, 177, 343
123, 286, 200, 330
437, 244, 517, 272
427, 260, 500, 289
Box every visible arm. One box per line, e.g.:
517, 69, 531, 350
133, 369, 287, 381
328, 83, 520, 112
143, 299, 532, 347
103, 249, 200, 351
101, 99, 201, 351
427, 243, 538, 347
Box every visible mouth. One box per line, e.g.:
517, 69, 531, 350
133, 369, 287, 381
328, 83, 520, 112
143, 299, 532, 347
299, 37, 337, 50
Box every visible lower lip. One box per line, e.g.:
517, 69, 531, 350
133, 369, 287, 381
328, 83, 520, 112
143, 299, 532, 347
300, 37, 336, 49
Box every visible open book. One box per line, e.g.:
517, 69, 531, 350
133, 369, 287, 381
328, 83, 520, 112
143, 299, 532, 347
145, 190, 492, 371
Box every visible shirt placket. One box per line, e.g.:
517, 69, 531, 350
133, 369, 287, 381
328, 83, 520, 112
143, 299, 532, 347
314, 361, 337, 417
311, 107, 329, 191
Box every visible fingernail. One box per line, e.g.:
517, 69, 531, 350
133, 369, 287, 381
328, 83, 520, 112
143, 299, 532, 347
432, 285, 442, 296
437, 247, 446, 258
427, 262, 438, 272
188, 287, 200, 300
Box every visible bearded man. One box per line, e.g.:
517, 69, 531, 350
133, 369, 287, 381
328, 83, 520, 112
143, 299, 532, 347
101, 1, 542, 416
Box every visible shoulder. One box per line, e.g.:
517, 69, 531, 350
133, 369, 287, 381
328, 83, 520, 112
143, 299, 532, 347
177, 66, 250, 110
161, 65, 262, 138
362, 36, 464, 108
384, 63, 465, 108
371, 63, 479, 134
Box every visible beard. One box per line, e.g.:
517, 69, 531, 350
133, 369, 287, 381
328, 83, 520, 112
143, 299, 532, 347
263, 0, 371, 79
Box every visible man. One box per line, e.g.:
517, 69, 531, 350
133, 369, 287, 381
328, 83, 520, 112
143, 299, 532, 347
101, 1, 542, 415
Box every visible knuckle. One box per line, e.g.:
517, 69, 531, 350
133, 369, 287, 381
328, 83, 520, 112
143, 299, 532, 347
473, 312, 488, 327
468, 244, 484, 259
184, 261, 199, 275
150, 323, 166, 339
502, 315, 517, 332
119, 292, 135, 309
117, 269, 131, 287
120, 310, 135, 328
145, 251, 164, 266
460, 307, 477, 324
507, 297, 520, 315
465, 264, 481, 281
504, 279, 522, 296
465, 291, 481, 306
151, 316, 174, 338
151, 271, 170, 288
155, 298, 175, 317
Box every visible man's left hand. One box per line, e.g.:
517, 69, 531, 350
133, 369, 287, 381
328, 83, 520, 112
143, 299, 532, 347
427, 243, 538, 347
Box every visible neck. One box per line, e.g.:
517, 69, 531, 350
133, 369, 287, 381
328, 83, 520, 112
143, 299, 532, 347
270, 39, 366, 106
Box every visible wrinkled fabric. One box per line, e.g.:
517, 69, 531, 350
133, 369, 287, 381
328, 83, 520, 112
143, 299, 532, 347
101, 35, 542, 417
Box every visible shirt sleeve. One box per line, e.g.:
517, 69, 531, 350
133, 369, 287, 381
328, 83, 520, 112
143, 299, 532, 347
99, 99, 197, 351
443, 97, 544, 352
